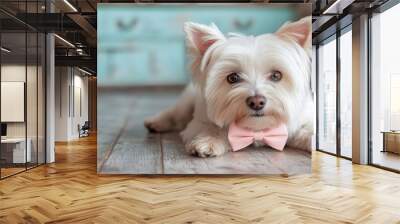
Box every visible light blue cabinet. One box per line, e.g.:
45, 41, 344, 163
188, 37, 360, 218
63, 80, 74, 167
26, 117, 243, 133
98, 4, 302, 86
98, 40, 185, 85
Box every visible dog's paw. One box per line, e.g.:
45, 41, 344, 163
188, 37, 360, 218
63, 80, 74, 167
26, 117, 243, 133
185, 136, 227, 157
144, 116, 172, 133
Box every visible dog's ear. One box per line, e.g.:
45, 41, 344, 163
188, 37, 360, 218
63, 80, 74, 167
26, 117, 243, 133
276, 16, 311, 48
184, 22, 225, 55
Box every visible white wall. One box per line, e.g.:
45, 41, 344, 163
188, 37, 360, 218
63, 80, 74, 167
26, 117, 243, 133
71, 73, 89, 138
55, 67, 69, 141
55, 67, 89, 141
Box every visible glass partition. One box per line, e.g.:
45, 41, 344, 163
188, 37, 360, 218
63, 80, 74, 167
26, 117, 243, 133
1, 30, 28, 177
0, 1, 46, 179
27, 30, 38, 169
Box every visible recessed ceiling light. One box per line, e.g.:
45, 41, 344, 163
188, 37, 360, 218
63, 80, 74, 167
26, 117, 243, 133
54, 34, 75, 48
1, 47, 11, 53
322, 0, 354, 15
63, 0, 78, 12
78, 67, 93, 76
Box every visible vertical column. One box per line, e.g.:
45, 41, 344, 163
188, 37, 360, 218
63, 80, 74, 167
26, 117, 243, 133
46, 1, 55, 163
352, 14, 369, 164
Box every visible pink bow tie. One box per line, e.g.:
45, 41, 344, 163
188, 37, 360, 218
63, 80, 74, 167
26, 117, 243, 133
228, 122, 288, 151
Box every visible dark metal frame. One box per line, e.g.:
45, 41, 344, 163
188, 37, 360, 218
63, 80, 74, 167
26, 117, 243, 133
0, 0, 47, 180
367, 10, 373, 166
315, 44, 319, 151
336, 22, 341, 158
0, 15, 2, 179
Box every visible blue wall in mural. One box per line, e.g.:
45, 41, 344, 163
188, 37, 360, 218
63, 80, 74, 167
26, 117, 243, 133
97, 4, 307, 86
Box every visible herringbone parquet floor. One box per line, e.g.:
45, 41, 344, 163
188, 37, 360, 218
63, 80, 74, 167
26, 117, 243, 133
1, 134, 400, 224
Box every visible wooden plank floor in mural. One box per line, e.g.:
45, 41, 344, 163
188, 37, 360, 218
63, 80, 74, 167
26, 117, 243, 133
98, 89, 311, 175
1, 135, 400, 223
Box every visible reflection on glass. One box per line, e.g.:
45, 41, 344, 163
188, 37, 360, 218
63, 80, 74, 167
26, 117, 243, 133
0, 1, 47, 179
340, 30, 352, 158
318, 38, 337, 154
371, 4, 400, 171
27, 31, 38, 169
1, 31, 27, 177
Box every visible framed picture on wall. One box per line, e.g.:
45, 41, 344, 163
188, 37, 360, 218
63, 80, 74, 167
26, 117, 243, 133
1, 82, 25, 123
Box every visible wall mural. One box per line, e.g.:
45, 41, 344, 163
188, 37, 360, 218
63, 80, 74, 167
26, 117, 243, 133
97, 4, 313, 175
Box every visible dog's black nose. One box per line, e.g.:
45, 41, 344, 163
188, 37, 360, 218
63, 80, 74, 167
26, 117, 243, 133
246, 95, 266, 111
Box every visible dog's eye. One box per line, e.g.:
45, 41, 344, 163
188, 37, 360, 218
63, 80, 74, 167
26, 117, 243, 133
270, 71, 282, 82
227, 73, 241, 84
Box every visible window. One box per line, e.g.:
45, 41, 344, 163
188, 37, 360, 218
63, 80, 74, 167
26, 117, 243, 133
340, 29, 352, 158
318, 37, 337, 154
370, 3, 400, 171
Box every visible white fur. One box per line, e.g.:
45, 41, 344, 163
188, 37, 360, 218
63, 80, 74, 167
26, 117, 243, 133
144, 17, 314, 157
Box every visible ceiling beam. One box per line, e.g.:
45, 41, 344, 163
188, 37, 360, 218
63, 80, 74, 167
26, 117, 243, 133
12, 13, 82, 32
55, 55, 96, 71
322, 0, 355, 15
67, 13, 97, 46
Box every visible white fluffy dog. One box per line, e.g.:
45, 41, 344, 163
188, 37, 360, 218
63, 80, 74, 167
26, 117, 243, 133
145, 17, 314, 157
